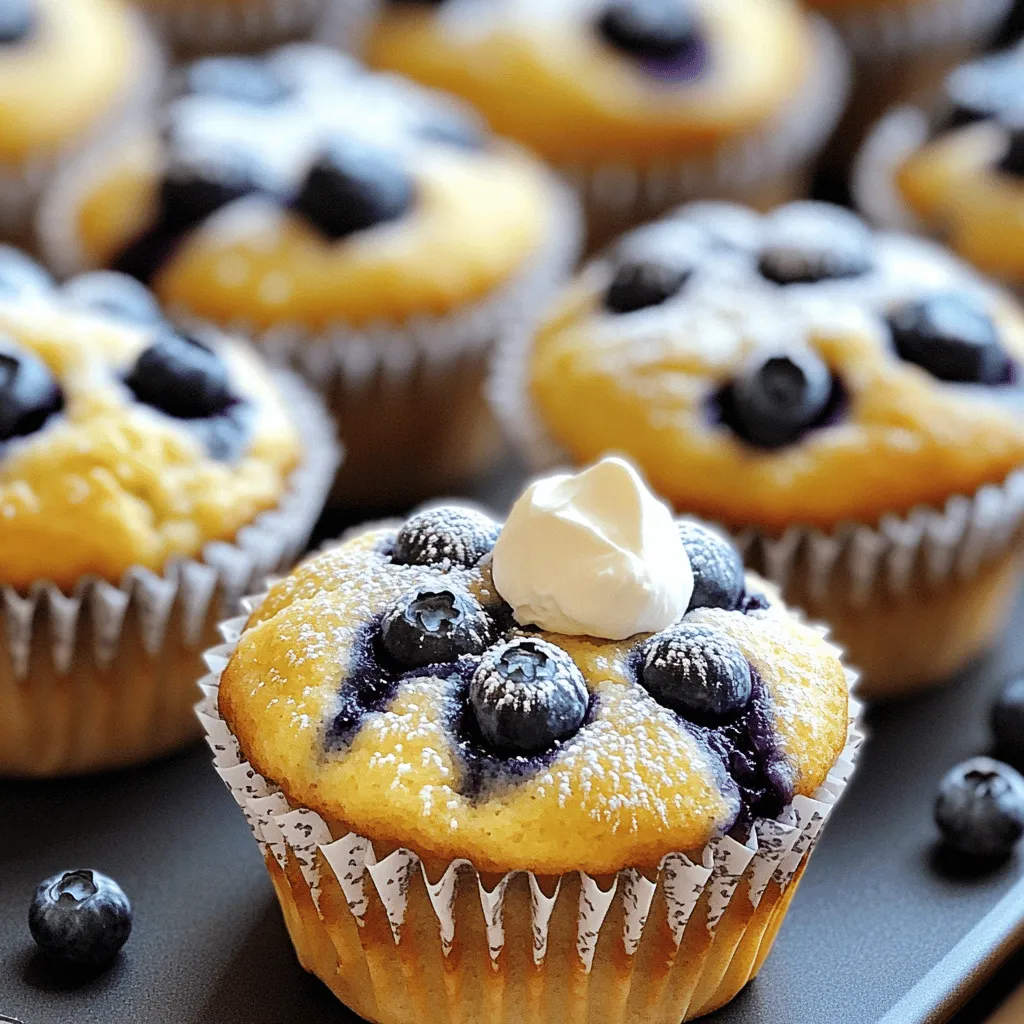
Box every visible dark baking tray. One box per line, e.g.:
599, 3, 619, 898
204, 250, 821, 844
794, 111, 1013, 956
2, 460, 1023, 1024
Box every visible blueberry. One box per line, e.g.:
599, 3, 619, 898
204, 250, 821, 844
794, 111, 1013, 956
183, 56, 290, 105
380, 586, 493, 670
598, 0, 704, 61
393, 506, 499, 568
469, 638, 589, 755
293, 137, 415, 240
944, 51, 1024, 129
63, 272, 165, 327
758, 203, 874, 285
605, 260, 690, 314
677, 520, 744, 611
158, 143, 263, 235
639, 622, 752, 718
28, 870, 132, 967
727, 347, 834, 449
993, 676, 1024, 767
0, 246, 53, 300
0, 340, 63, 442
125, 332, 233, 420
0, 0, 34, 44
934, 757, 1024, 860
887, 291, 1009, 385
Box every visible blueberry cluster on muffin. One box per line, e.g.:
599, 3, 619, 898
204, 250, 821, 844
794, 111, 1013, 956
210, 457, 855, 1024
867, 44, 1024, 286
0, 245, 336, 776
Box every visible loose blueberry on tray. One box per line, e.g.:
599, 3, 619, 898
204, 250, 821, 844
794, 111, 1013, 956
992, 676, 1024, 767
934, 757, 1024, 861
28, 870, 132, 967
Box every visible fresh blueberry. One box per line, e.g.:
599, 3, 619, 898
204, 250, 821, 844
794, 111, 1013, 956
380, 586, 493, 670
639, 622, 752, 718
63, 272, 165, 328
469, 638, 589, 755
0, 340, 63, 442
28, 870, 132, 967
944, 51, 1024, 129
158, 142, 263, 235
598, 0, 704, 61
125, 332, 233, 420
677, 520, 745, 611
934, 757, 1024, 860
293, 137, 415, 240
393, 506, 500, 568
0, 0, 34, 44
758, 203, 874, 285
0, 246, 53, 300
887, 291, 1009, 385
727, 347, 834, 449
183, 56, 290, 105
993, 676, 1024, 767
605, 260, 690, 314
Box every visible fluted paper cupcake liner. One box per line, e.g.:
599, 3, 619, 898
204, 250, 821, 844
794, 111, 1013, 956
0, 13, 163, 246
196, 590, 861, 1024
0, 371, 339, 777
137, 0, 376, 55
823, 0, 1012, 61
560, 18, 849, 247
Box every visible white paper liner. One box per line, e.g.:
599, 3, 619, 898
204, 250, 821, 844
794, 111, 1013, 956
136, 0, 376, 54
821, 0, 1012, 61
0, 12, 164, 243
557, 18, 849, 237
197, 590, 863, 989
0, 370, 338, 682
489, 321, 1024, 605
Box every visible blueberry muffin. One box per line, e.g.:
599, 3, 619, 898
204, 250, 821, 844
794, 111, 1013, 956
366, 0, 847, 244
0, 248, 338, 777
134, 0, 375, 55
39, 46, 580, 508
806, 0, 1011, 169
0, 0, 161, 242
200, 457, 859, 1024
857, 44, 1024, 288
491, 201, 1024, 696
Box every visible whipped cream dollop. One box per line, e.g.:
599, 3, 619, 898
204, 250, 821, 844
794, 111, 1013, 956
491, 458, 693, 640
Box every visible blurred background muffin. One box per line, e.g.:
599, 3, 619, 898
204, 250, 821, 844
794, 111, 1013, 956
367, 0, 848, 246
855, 42, 1024, 290
37, 46, 581, 510
0, 0, 161, 244
0, 248, 338, 777
491, 200, 1024, 696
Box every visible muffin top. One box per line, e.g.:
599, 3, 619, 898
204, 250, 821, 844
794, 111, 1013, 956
527, 201, 1024, 532
41, 45, 557, 332
219, 458, 850, 874
0, 0, 140, 162
893, 44, 1024, 283
0, 248, 301, 590
367, 0, 815, 164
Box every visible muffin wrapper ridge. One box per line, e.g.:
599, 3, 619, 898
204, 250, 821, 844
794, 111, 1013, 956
0, 371, 339, 778
136, 0, 376, 54
563, 18, 849, 246
196, 593, 862, 1024
0, 13, 164, 245
489, 325, 1024, 693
